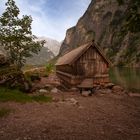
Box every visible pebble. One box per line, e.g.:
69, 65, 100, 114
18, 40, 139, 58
65, 98, 79, 105
51, 88, 59, 93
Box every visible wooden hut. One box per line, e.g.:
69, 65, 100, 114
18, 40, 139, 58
56, 41, 111, 88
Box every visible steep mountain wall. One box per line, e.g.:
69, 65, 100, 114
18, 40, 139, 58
60, 0, 140, 67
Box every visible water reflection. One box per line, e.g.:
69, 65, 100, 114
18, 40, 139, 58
109, 67, 140, 92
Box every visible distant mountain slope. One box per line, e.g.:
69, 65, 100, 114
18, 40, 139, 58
37, 37, 61, 56
59, 0, 140, 67
0, 37, 61, 66
26, 47, 54, 66
26, 37, 61, 65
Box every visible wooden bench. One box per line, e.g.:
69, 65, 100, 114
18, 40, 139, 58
77, 78, 95, 94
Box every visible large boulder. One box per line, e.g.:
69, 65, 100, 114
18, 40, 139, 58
104, 83, 115, 89
112, 85, 124, 92
0, 53, 31, 92
0, 68, 32, 92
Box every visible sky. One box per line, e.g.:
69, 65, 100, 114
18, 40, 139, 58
0, 0, 91, 41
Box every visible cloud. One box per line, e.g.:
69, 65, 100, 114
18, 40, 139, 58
0, 0, 91, 41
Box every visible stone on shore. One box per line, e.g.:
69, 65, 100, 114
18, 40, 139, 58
82, 91, 91, 97
112, 85, 124, 92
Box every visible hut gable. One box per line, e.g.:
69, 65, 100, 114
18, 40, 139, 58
56, 42, 111, 66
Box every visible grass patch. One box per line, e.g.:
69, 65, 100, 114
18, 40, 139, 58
31, 95, 52, 102
0, 108, 12, 118
0, 87, 52, 103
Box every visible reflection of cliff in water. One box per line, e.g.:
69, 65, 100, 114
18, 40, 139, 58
109, 67, 140, 92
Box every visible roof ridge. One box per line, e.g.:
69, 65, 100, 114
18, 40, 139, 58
56, 41, 111, 66
60, 42, 89, 56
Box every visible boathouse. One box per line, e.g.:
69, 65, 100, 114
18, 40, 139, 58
56, 41, 111, 87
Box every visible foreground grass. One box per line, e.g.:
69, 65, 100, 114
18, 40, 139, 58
0, 108, 12, 118
0, 87, 52, 103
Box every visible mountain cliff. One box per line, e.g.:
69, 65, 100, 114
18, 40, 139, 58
60, 0, 140, 67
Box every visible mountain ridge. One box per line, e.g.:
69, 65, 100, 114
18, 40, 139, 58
59, 0, 140, 67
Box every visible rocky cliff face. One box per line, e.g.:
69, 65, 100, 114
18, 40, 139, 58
60, 0, 140, 67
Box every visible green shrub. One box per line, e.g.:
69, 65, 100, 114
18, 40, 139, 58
46, 63, 54, 76
0, 87, 52, 103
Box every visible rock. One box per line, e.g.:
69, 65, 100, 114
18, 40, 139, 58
78, 105, 84, 109
112, 85, 124, 92
30, 74, 41, 81
128, 93, 140, 97
15, 138, 20, 140
52, 97, 59, 102
44, 84, 53, 91
51, 88, 59, 93
104, 83, 115, 89
0, 53, 7, 65
122, 90, 129, 95
24, 82, 30, 91
69, 87, 79, 92
69, 98, 78, 105
81, 91, 91, 97
22, 81, 32, 92
117, 128, 123, 133
98, 89, 112, 94
65, 98, 79, 105
95, 85, 101, 90
45, 84, 53, 88
39, 89, 49, 94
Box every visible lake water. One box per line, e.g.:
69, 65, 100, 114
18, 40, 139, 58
109, 67, 140, 92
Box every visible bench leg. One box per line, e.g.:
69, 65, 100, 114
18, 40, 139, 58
80, 88, 82, 94
89, 88, 94, 96
89, 89, 92, 96
91, 88, 95, 94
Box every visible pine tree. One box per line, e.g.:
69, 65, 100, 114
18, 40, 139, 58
0, 0, 45, 70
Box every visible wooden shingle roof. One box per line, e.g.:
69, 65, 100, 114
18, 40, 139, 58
56, 41, 111, 66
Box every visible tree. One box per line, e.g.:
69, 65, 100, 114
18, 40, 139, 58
0, 0, 45, 70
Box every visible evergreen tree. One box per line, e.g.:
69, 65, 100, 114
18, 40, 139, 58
0, 0, 45, 70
